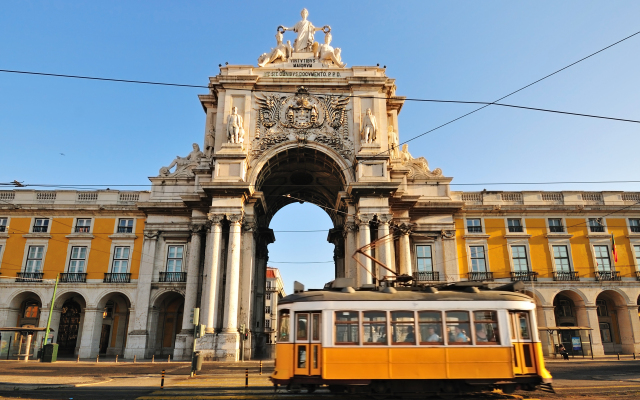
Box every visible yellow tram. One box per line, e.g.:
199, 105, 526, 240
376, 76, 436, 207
271, 282, 552, 396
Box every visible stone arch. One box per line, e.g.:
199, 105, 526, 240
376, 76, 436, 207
6, 290, 44, 327
595, 289, 633, 354
148, 290, 185, 357
87, 291, 132, 357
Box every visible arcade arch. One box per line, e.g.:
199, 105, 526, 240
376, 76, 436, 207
595, 290, 631, 354
149, 291, 184, 357
53, 291, 87, 356
91, 292, 132, 357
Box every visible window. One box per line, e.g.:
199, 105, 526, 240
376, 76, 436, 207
391, 311, 415, 345
0, 217, 7, 232
469, 246, 487, 272
68, 246, 87, 273
266, 281, 272, 289
418, 311, 443, 344
265, 319, 271, 329
556, 300, 572, 317
296, 313, 308, 341
416, 245, 433, 272
25, 246, 44, 272
588, 218, 605, 233
599, 322, 612, 343
596, 299, 608, 317
111, 246, 130, 273
335, 311, 359, 344
33, 218, 49, 233
634, 245, 640, 268
266, 292, 271, 300
473, 311, 500, 344
507, 218, 523, 233
278, 310, 290, 342
553, 245, 571, 271
630, 218, 640, 233
467, 218, 482, 233
265, 306, 271, 314
593, 245, 611, 271
446, 311, 470, 344
23, 301, 39, 318
363, 311, 387, 345
548, 218, 564, 233
166, 245, 183, 272
117, 219, 134, 233
511, 246, 529, 272
74, 219, 91, 233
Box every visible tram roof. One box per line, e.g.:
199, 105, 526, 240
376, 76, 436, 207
279, 287, 533, 305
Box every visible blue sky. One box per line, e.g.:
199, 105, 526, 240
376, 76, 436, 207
1, 1, 639, 292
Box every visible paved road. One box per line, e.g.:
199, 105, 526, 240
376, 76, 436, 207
0, 359, 638, 399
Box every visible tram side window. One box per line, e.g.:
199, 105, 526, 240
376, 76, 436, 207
278, 310, 290, 342
391, 311, 416, 345
446, 311, 471, 344
418, 311, 444, 344
297, 313, 308, 341
335, 311, 359, 345
473, 311, 500, 344
363, 311, 387, 345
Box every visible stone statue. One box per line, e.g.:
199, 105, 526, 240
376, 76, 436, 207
258, 30, 293, 67
400, 144, 413, 163
361, 108, 377, 143
227, 106, 244, 144
205, 129, 215, 158
159, 143, 204, 177
316, 32, 345, 67
280, 8, 327, 53
388, 125, 400, 159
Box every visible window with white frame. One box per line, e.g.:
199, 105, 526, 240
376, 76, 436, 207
111, 246, 130, 273
166, 245, 184, 272
416, 245, 433, 272
0, 217, 7, 232
265, 319, 271, 329
75, 219, 91, 233
469, 246, 487, 272
588, 218, 605, 233
33, 218, 49, 233
553, 245, 571, 272
466, 218, 482, 233
630, 218, 640, 233
548, 218, 564, 233
265, 306, 271, 314
266, 292, 271, 300
68, 246, 87, 273
117, 219, 134, 233
593, 245, 611, 271
507, 218, 523, 233
511, 246, 529, 272
25, 246, 45, 272
634, 245, 640, 268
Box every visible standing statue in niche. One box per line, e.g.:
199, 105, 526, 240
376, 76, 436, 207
388, 125, 400, 159
279, 8, 328, 53
205, 129, 215, 158
227, 106, 244, 144
361, 108, 377, 144
257, 30, 293, 67
316, 32, 345, 67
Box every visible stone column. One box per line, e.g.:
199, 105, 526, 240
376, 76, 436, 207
252, 228, 274, 360
357, 214, 373, 286
398, 224, 412, 276
182, 225, 204, 332
78, 308, 103, 358
124, 230, 159, 359
617, 305, 640, 354
239, 218, 256, 360
202, 215, 224, 332
441, 230, 458, 281
328, 228, 345, 278
539, 306, 557, 356
578, 305, 605, 356
377, 214, 394, 277
343, 221, 358, 282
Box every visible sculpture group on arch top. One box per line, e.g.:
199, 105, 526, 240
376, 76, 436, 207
158, 8, 442, 180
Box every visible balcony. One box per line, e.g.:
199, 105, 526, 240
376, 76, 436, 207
413, 271, 440, 282
589, 226, 605, 233
32, 226, 48, 233
594, 271, 621, 281
74, 226, 90, 233
16, 272, 44, 282
60, 273, 87, 283
103, 273, 131, 283
508, 226, 523, 233
510, 271, 538, 282
117, 226, 133, 234
553, 271, 579, 281
0, 225, 6, 233
549, 225, 565, 233
631, 226, 640, 233
467, 226, 482, 233
636, 271, 640, 281
468, 271, 494, 281
266, 286, 278, 292
159, 272, 187, 282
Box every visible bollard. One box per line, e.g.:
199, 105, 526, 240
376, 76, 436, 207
77, 355, 80, 363
115, 355, 118, 363
168, 355, 171, 363
634, 353, 636, 360
161, 369, 165, 389
152, 355, 154, 363
617, 353, 620, 360
245, 368, 248, 388
260, 360, 262, 375
96, 354, 99, 363
133, 355, 136, 363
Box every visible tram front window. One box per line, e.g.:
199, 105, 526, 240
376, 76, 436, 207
278, 310, 290, 342
363, 311, 387, 344
446, 311, 471, 344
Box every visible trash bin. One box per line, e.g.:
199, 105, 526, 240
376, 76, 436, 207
192, 351, 203, 371
41, 343, 58, 363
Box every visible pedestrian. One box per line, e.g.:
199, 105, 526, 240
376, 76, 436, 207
558, 344, 569, 360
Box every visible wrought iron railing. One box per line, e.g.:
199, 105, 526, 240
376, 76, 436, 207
589, 225, 605, 233
117, 226, 133, 234
16, 272, 44, 282
103, 273, 131, 283
0, 225, 6, 232
510, 271, 538, 282
467, 226, 482, 233
413, 271, 440, 281
159, 272, 187, 282
508, 226, 523, 233
32, 226, 48, 233
60, 273, 87, 283
468, 271, 494, 281
553, 271, 579, 281
594, 271, 621, 281
636, 271, 640, 281
74, 226, 90, 233
549, 225, 565, 233
631, 226, 640, 233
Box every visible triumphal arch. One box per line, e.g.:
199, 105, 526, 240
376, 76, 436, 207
138, 10, 454, 360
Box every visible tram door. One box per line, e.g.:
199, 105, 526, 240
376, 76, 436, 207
293, 312, 322, 376
509, 311, 537, 375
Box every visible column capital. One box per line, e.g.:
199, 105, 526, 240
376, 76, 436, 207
227, 213, 244, 224
190, 223, 207, 234
343, 221, 358, 234
377, 213, 393, 224
441, 229, 455, 239
143, 230, 160, 239
394, 222, 413, 234
207, 213, 225, 224
357, 213, 374, 225
242, 220, 258, 232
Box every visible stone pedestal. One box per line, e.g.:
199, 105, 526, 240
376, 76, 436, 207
173, 333, 193, 360
213, 144, 246, 182
216, 332, 240, 361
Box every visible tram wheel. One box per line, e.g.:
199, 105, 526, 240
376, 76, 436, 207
304, 384, 317, 393
501, 384, 516, 394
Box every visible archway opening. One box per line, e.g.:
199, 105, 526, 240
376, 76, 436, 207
150, 292, 185, 357
57, 299, 82, 355
595, 290, 628, 354
94, 292, 131, 356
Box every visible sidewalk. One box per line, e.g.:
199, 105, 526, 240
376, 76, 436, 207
545, 354, 640, 362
